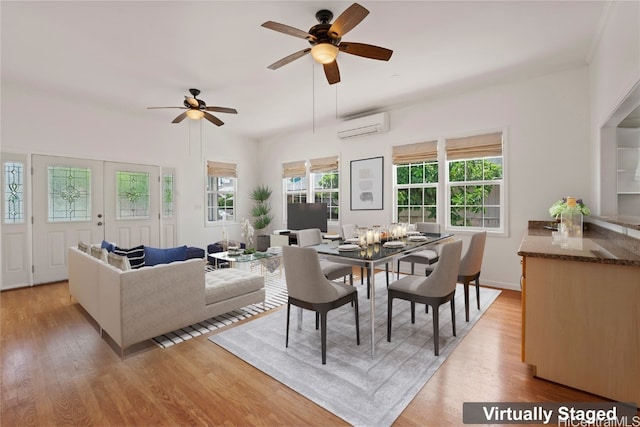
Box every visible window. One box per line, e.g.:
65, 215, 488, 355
207, 161, 237, 224
3, 161, 24, 224
392, 141, 438, 224
446, 132, 504, 231
48, 165, 92, 222
282, 160, 307, 208
310, 156, 339, 222
162, 172, 174, 218
116, 171, 150, 220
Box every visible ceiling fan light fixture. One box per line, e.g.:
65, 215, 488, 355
311, 43, 338, 64
186, 109, 205, 120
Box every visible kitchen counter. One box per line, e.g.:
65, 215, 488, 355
518, 220, 640, 406
517, 221, 640, 267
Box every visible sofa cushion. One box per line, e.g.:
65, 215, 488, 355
186, 246, 205, 260
107, 252, 131, 271
114, 245, 145, 269
101, 240, 115, 253
204, 268, 264, 305
77, 241, 90, 254
144, 245, 187, 266
90, 245, 108, 262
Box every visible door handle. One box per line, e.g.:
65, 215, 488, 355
97, 222, 103, 226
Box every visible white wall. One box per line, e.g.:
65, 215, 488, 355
258, 67, 592, 290
1, 79, 260, 252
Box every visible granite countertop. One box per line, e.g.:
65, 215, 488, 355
591, 215, 640, 231
518, 221, 640, 267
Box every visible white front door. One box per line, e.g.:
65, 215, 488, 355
1, 153, 30, 289
32, 155, 105, 284
103, 162, 160, 248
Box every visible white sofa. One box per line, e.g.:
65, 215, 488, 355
68, 247, 265, 355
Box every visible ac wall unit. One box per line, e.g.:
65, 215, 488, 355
337, 112, 389, 139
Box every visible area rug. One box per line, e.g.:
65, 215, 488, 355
209, 272, 501, 427
152, 264, 288, 348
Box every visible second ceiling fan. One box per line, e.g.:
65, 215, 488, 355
262, 3, 393, 85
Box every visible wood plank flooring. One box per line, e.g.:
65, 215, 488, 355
0, 280, 614, 426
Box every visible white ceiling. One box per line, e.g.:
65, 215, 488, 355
1, 1, 609, 140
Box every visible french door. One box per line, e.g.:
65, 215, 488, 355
32, 155, 105, 284
27, 156, 165, 285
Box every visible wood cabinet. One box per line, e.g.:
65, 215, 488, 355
521, 255, 639, 405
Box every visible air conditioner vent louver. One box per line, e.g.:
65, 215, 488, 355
337, 112, 389, 139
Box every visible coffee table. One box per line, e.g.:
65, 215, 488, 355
208, 251, 281, 275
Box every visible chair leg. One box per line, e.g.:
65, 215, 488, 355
321, 311, 327, 365
463, 280, 470, 322
432, 304, 440, 356
411, 263, 415, 275
397, 260, 401, 280
385, 263, 390, 286
354, 294, 360, 345
450, 297, 456, 337
387, 294, 394, 342
475, 275, 481, 310
411, 301, 416, 324
315, 311, 320, 330
286, 303, 291, 348
360, 267, 364, 284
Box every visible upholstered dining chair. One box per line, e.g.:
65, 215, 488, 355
297, 228, 353, 285
282, 245, 360, 364
387, 239, 462, 356
457, 230, 487, 322
396, 222, 441, 279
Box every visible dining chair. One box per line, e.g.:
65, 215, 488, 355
296, 228, 353, 285
387, 239, 462, 356
283, 245, 360, 364
396, 222, 441, 279
457, 230, 487, 322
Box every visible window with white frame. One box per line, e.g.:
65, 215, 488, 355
282, 160, 307, 211
446, 131, 504, 231
392, 141, 438, 224
310, 156, 339, 222
206, 161, 237, 224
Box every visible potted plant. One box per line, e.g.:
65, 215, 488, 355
250, 185, 273, 251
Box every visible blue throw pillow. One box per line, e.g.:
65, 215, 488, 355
114, 245, 145, 269
144, 245, 187, 266
101, 240, 115, 253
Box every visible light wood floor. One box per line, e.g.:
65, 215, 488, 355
1, 279, 610, 426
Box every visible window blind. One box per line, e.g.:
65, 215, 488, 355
392, 140, 438, 164
309, 155, 339, 173
282, 160, 307, 178
207, 161, 237, 177
445, 132, 503, 160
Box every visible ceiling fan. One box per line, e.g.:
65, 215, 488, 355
147, 89, 238, 126
262, 2, 393, 85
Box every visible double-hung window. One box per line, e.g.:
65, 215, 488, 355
392, 140, 439, 224
282, 160, 307, 208
206, 161, 237, 224
446, 131, 504, 232
310, 156, 339, 222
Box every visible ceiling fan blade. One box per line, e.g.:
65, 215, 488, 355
172, 112, 188, 123
267, 48, 311, 70
184, 96, 199, 107
147, 107, 187, 109
261, 21, 316, 42
205, 106, 238, 114
203, 112, 224, 126
323, 61, 340, 85
328, 3, 369, 39
339, 42, 393, 61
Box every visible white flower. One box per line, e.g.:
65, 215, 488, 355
240, 218, 255, 247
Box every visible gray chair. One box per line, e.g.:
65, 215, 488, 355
297, 228, 353, 285
397, 222, 441, 278
457, 230, 487, 322
282, 245, 360, 364
387, 239, 463, 356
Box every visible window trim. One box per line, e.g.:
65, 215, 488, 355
205, 161, 238, 227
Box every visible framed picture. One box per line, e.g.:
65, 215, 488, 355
350, 156, 383, 210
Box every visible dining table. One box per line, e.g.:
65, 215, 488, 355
310, 232, 454, 357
